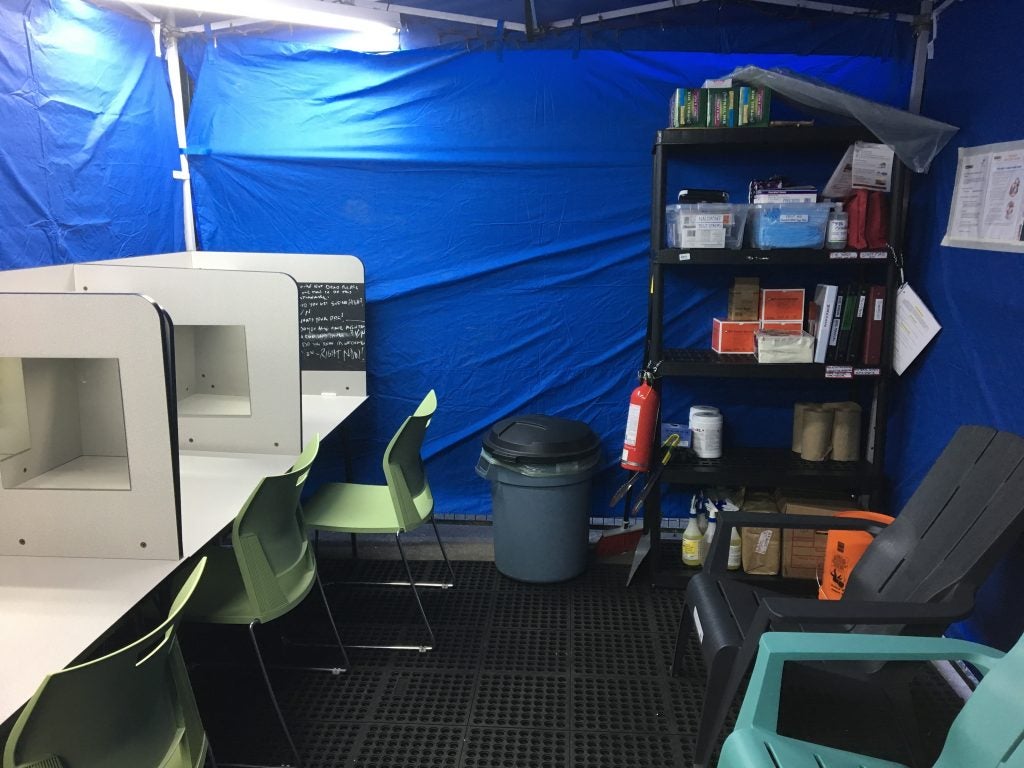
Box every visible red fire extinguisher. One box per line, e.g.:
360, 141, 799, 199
621, 369, 659, 472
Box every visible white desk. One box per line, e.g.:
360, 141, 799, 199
0, 401, 362, 725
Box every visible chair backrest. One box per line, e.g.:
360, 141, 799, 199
936, 632, 1024, 768
382, 391, 437, 532
232, 436, 320, 620
3, 558, 208, 768
845, 426, 1024, 618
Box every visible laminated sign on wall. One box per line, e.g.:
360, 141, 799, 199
943, 140, 1024, 253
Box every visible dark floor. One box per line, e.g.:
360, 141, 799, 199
181, 546, 966, 768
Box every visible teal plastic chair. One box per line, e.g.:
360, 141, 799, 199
4, 558, 210, 768
302, 390, 454, 651
184, 436, 347, 768
718, 631, 1024, 768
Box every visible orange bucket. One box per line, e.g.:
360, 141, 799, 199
818, 511, 895, 600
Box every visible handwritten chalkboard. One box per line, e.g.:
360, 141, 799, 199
298, 282, 366, 371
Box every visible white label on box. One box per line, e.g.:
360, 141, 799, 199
755, 529, 773, 555
829, 251, 859, 260
854, 367, 881, 377
780, 214, 809, 223
825, 365, 854, 379
860, 250, 888, 260
873, 298, 884, 321
681, 227, 726, 248
678, 252, 691, 261
695, 213, 727, 225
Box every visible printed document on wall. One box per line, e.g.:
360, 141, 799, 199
944, 140, 1024, 253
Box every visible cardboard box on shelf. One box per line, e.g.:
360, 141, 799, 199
712, 319, 759, 354
776, 492, 860, 580
740, 492, 780, 576
728, 277, 760, 321
759, 320, 803, 332
760, 288, 805, 323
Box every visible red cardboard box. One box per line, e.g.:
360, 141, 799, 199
761, 288, 805, 323
712, 319, 759, 354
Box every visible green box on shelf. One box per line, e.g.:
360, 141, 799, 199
737, 86, 772, 127
705, 88, 736, 128
670, 87, 705, 128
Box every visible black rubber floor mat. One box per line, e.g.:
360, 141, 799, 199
462, 727, 569, 768
185, 557, 962, 768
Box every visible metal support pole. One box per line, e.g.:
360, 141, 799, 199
164, 26, 198, 252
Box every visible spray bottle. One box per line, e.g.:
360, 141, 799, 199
681, 495, 703, 568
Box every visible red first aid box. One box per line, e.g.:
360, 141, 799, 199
712, 319, 759, 354
760, 288, 805, 323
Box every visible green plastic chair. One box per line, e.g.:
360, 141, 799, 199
183, 436, 347, 768
301, 390, 454, 651
718, 631, 1024, 768
4, 558, 210, 768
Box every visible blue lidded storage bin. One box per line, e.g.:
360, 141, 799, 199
749, 203, 831, 249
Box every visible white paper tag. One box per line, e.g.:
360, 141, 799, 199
780, 214, 809, 223
755, 529, 773, 555
894, 283, 942, 376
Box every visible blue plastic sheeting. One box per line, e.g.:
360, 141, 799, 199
0, 0, 182, 268
183, 37, 911, 521
894, 0, 1024, 650
399, 3, 911, 57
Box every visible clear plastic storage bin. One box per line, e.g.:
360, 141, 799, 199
749, 203, 831, 249
666, 203, 749, 250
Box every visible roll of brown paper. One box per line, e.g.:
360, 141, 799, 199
830, 403, 863, 462
792, 402, 815, 453
800, 407, 834, 462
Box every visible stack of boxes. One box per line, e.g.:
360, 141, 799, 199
669, 82, 772, 129
712, 279, 805, 354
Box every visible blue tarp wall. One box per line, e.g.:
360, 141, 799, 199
893, 0, 1024, 650
6, 0, 1022, 648
176, 22, 912, 524
0, 0, 182, 265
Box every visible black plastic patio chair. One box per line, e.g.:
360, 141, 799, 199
672, 424, 1024, 768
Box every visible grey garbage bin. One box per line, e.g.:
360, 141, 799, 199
475, 415, 601, 583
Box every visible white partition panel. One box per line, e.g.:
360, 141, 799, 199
142, 251, 366, 398
73, 265, 302, 455
0, 293, 180, 559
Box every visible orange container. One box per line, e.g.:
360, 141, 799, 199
712, 319, 759, 354
817, 511, 895, 600
760, 320, 803, 332
760, 288, 805, 322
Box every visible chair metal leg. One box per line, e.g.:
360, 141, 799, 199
430, 517, 456, 589
248, 620, 303, 768
396, 532, 436, 651
314, 571, 351, 673
205, 739, 218, 768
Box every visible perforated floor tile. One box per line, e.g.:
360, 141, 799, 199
277, 668, 387, 722
482, 627, 570, 674
419, 586, 495, 626
472, 673, 570, 729
572, 630, 663, 677
570, 731, 693, 768
462, 727, 569, 768
372, 671, 476, 724
571, 589, 655, 633
351, 723, 464, 767
573, 674, 685, 734
492, 588, 571, 629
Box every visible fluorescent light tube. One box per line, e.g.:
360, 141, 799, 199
134, 0, 399, 33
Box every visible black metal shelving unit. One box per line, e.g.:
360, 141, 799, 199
642, 125, 903, 582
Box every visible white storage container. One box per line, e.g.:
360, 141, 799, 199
666, 203, 749, 250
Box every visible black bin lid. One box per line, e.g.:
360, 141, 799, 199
483, 415, 601, 464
